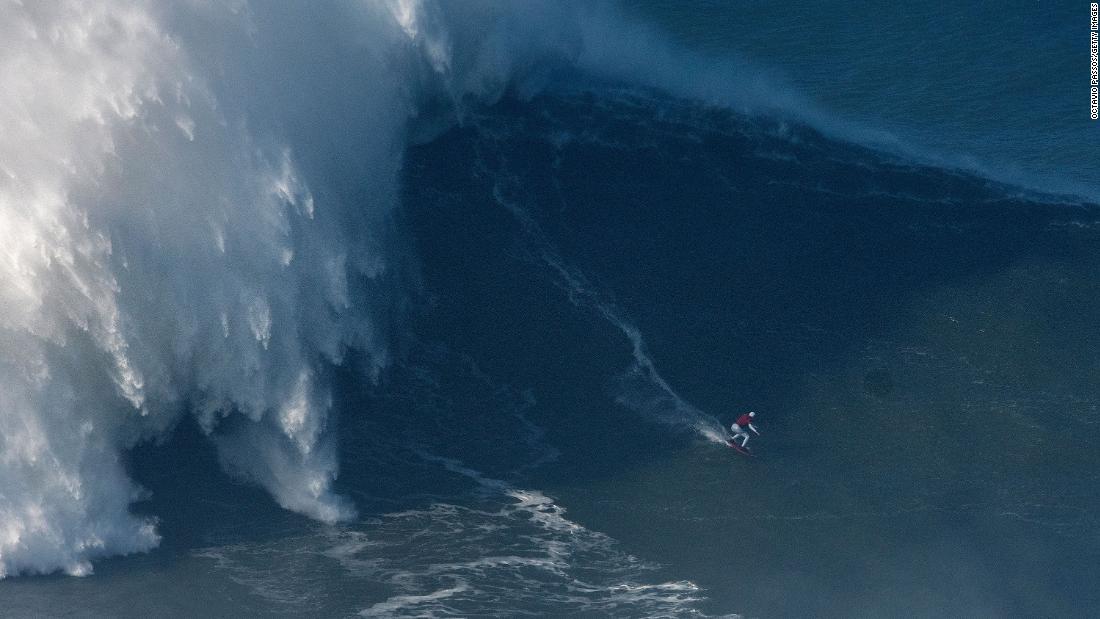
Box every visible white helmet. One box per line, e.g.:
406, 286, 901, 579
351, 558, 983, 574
748, 411, 756, 418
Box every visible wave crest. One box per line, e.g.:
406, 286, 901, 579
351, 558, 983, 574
0, 0, 413, 576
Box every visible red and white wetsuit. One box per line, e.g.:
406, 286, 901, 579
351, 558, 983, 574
730, 413, 759, 448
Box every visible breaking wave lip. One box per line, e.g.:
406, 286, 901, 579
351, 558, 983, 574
0, 0, 416, 577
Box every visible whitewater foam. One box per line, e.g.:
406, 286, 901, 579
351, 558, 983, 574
351, 453, 711, 616
0, 0, 415, 575
187, 451, 716, 616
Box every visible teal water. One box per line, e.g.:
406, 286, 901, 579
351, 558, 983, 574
631, 1, 1099, 199
3, 3, 1098, 617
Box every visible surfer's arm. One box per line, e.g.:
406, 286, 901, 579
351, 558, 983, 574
748, 423, 760, 435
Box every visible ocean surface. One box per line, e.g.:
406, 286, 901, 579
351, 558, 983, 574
2, 1, 1098, 617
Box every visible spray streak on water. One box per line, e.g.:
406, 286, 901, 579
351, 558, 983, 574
482, 140, 729, 445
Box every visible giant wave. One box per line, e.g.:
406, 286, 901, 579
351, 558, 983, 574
2, 0, 1093, 582
0, 0, 797, 579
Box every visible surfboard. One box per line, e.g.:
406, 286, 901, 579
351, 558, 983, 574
727, 440, 754, 457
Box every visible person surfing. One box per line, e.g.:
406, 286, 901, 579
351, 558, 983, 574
729, 411, 760, 450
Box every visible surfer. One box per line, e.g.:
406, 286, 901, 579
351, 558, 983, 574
729, 411, 760, 448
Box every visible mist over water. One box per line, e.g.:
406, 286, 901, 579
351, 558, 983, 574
3, 1, 1099, 616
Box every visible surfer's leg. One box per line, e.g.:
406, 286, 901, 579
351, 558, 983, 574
741, 435, 750, 447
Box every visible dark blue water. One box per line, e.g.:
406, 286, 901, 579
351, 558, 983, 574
4, 3, 1099, 617
397, 87, 1100, 616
